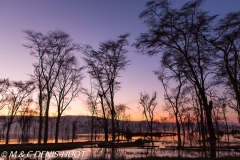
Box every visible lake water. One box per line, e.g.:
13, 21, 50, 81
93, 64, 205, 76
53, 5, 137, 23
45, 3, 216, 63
48, 134, 240, 159
2, 133, 240, 160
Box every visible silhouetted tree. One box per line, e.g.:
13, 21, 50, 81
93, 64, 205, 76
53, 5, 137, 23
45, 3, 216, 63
155, 68, 188, 149
82, 79, 98, 142
135, 0, 217, 157
139, 91, 157, 140
30, 62, 46, 144
115, 104, 128, 140
222, 103, 230, 148
0, 116, 7, 142
53, 54, 84, 143
5, 80, 34, 144
17, 107, 36, 144
189, 89, 207, 156
72, 121, 77, 142
206, 11, 240, 122
0, 79, 10, 110
83, 34, 130, 142
98, 94, 110, 141
24, 30, 81, 144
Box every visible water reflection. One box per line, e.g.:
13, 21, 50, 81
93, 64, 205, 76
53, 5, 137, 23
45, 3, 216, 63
59, 133, 240, 160
2, 133, 240, 160
66, 146, 240, 160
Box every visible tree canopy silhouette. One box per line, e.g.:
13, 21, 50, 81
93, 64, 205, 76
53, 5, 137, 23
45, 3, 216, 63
24, 29, 81, 144
135, 0, 218, 157
83, 33, 130, 142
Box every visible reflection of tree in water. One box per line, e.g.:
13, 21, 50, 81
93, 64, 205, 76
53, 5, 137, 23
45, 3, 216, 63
87, 147, 127, 160
86, 147, 163, 160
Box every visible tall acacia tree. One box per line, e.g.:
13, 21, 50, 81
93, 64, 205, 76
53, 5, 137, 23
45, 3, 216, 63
82, 79, 99, 142
24, 30, 81, 143
139, 91, 157, 140
115, 104, 128, 140
5, 80, 35, 144
17, 107, 37, 144
83, 34, 130, 142
53, 54, 84, 143
31, 64, 46, 144
206, 11, 240, 122
83, 45, 109, 141
154, 67, 187, 149
135, 0, 217, 157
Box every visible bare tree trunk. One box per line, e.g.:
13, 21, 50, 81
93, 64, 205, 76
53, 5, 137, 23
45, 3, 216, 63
37, 86, 43, 144
55, 116, 60, 143
104, 121, 108, 141
223, 104, 230, 154
72, 121, 76, 142
200, 102, 207, 157
111, 111, 115, 142
44, 97, 50, 144
111, 90, 115, 142
99, 94, 108, 141
176, 116, 181, 148
180, 116, 185, 147
150, 121, 153, 140
91, 115, 94, 142
5, 122, 11, 144
38, 114, 43, 144
205, 101, 216, 158
117, 120, 120, 141
38, 98, 43, 144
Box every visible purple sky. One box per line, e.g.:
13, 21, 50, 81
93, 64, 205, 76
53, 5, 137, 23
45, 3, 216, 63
0, 0, 239, 121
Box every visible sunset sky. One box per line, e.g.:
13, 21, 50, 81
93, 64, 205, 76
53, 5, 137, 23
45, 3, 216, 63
0, 0, 239, 121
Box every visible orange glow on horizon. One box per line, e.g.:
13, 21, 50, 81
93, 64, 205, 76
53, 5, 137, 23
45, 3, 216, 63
0, 101, 238, 123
